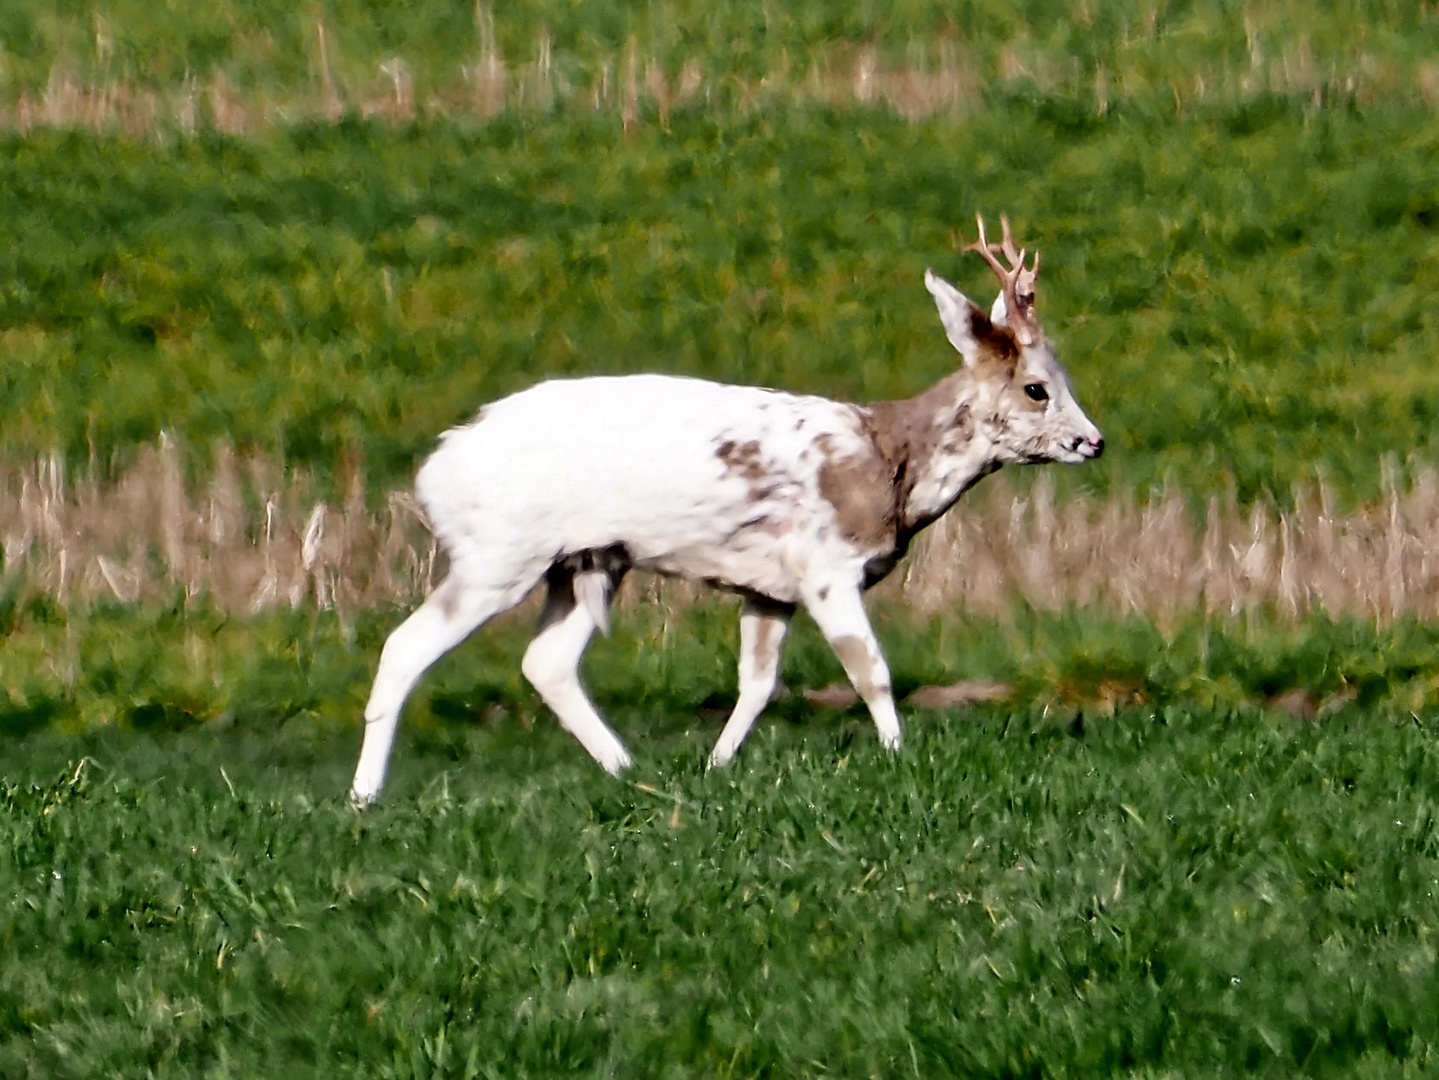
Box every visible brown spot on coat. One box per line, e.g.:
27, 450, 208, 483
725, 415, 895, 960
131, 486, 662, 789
748, 484, 779, 503
750, 616, 783, 675
818, 454, 896, 549
816, 426, 901, 550
832, 634, 886, 700
715, 438, 768, 482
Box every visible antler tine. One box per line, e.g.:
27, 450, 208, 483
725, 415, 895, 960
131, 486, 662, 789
963, 213, 1020, 290
997, 214, 1023, 266
997, 213, 1041, 292
964, 212, 1042, 345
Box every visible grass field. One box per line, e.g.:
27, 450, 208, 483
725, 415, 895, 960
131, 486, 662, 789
4, 601, 1439, 1074
5, 644, 1439, 1077
1, 599, 1439, 1072
3, 99, 1439, 505
8, 595, 1439, 738
6, 1, 1439, 1074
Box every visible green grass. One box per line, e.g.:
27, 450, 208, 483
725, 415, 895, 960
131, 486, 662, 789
4, 599, 1439, 1074
4, 592, 1439, 738
6, 667, 1439, 1076
4, 101, 1439, 503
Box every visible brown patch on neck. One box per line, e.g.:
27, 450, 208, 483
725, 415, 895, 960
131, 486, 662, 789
862, 370, 978, 527
816, 432, 899, 550
818, 364, 1000, 572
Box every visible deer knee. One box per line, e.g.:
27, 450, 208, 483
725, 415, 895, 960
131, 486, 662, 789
524, 628, 588, 694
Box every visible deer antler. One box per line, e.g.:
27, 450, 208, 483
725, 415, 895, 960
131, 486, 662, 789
963, 213, 1041, 345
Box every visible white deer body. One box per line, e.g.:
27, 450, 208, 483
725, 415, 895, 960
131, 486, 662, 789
420, 375, 962, 607
351, 218, 1103, 803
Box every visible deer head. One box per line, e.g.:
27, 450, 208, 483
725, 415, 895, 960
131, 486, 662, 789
923, 214, 1103, 465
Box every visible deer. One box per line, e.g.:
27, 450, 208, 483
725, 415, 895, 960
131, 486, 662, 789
349, 215, 1103, 804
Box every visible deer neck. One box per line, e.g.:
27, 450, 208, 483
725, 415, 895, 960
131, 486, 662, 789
864, 368, 1003, 535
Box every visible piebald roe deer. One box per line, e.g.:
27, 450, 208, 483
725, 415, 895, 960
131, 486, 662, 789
351, 216, 1102, 803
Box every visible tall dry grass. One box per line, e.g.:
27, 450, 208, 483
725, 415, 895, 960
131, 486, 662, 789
1, 40, 974, 135
3, 11, 1437, 137
0, 442, 439, 613
6, 440, 1439, 624
901, 465, 1439, 625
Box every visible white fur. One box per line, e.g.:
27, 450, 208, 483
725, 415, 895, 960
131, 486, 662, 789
349, 269, 1102, 802
419, 376, 866, 602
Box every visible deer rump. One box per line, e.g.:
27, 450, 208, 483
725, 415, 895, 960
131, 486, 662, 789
418, 373, 888, 606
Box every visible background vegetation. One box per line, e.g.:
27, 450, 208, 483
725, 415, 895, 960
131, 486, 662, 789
1, 0, 1436, 109
0, 3, 1437, 502
5, 1, 1439, 1075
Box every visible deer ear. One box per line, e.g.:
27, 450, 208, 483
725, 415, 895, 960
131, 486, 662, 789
924, 269, 986, 366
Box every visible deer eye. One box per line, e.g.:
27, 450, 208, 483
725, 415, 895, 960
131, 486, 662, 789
1023, 382, 1049, 403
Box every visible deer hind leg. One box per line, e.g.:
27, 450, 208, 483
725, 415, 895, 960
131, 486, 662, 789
709, 596, 794, 768
522, 559, 632, 774
351, 569, 539, 805
799, 578, 903, 752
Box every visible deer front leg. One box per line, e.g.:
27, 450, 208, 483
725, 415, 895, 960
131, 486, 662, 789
709, 596, 794, 768
799, 578, 902, 751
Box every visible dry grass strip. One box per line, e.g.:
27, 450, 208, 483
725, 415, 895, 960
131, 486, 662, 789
4, 19, 1438, 138
5, 441, 1439, 624
900, 465, 1439, 625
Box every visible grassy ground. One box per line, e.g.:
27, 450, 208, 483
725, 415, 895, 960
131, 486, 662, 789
5, 599, 1439, 1074
3, 100, 1439, 504
5, 4, 1439, 1074
3, 594, 1439, 737
5, 647, 1439, 1077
